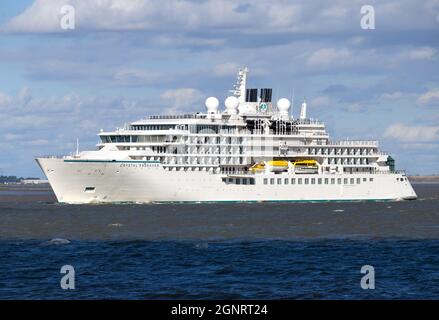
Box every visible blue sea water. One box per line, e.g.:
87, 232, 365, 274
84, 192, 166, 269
1, 239, 439, 299
0, 183, 438, 299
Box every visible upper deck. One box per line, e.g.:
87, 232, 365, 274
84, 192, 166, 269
66, 67, 395, 175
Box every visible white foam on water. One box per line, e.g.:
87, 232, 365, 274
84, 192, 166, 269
108, 223, 124, 227
195, 243, 209, 249
45, 238, 70, 245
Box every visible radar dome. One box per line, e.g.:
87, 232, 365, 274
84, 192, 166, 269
205, 97, 219, 113
277, 98, 291, 111
225, 96, 239, 114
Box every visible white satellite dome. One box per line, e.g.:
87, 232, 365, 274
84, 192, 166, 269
205, 96, 219, 113
277, 98, 291, 120
277, 98, 291, 111
224, 96, 239, 114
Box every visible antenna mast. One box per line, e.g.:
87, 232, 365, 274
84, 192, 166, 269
76, 138, 79, 157
230, 67, 248, 104
291, 88, 295, 119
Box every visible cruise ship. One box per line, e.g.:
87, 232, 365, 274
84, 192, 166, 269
36, 67, 417, 203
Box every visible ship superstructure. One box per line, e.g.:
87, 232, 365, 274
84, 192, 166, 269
36, 67, 417, 203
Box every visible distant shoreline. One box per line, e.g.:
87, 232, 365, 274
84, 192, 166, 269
408, 175, 439, 182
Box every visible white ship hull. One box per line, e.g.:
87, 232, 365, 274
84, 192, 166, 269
37, 158, 417, 204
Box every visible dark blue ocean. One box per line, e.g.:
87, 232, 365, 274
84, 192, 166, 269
0, 183, 438, 299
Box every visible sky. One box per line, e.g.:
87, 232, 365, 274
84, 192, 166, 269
0, 0, 438, 177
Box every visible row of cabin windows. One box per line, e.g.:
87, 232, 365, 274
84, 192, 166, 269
130, 125, 176, 131
308, 148, 376, 156
225, 178, 255, 185
101, 135, 165, 143
263, 177, 374, 185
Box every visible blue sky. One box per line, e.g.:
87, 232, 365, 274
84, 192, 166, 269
0, 0, 439, 177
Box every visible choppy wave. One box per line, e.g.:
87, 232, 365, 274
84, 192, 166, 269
44, 238, 71, 245
1, 239, 439, 299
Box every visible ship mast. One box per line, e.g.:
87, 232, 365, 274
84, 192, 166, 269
230, 67, 248, 104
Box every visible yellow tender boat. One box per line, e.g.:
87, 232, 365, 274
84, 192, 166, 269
249, 159, 318, 173
267, 160, 289, 167
291, 159, 318, 166
249, 162, 266, 172
292, 159, 319, 173
249, 160, 289, 173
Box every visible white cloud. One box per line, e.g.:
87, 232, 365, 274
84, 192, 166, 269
0, 87, 156, 135
3, 133, 22, 141
6, 0, 437, 34
266, 3, 300, 29
22, 139, 50, 146
79, 119, 97, 132
416, 88, 439, 105
380, 91, 404, 100
384, 123, 439, 142
306, 48, 351, 68
343, 103, 367, 113
0, 92, 12, 108
409, 47, 437, 60
17, 87, 33, 105
3, 0, 301, 33
321, 6, 347, 18
161, 88, 204, 114
310, 95, 330, 108
348, 36, 364, 45
152, 35, 225, 47
213, 63, 241, 77
113, 68, 163, 86
4, 0, 66, 33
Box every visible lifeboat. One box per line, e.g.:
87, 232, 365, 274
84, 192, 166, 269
249, 162, 266, 173
266, 160, 289, 172
291, 159, 319, 174
249, 160, 289, 173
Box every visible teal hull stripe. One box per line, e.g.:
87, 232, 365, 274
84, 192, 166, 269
64, 159, 160, 164
153, 199, 396, 204
60, 198, 399, 204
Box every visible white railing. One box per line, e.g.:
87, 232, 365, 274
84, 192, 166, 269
328, 140, 378, 146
